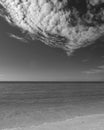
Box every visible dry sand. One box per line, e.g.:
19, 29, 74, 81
2, 114, 104, 130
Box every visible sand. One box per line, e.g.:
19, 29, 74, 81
2, 114, 104, 130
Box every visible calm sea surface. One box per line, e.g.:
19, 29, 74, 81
0, 82, 104, 129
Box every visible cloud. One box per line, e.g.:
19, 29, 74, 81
1, 0, 104, 55
9, 34, 28, 43
83, 65, 104, 74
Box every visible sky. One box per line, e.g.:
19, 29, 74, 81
0, 17, 104, 81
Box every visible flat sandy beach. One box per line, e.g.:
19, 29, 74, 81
2, 114, 104, 130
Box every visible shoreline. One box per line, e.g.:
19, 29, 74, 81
2, 113, 104, 130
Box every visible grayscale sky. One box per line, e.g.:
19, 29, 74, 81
0, 18, 104, 81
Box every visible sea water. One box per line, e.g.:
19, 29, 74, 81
0, 82, 104, 129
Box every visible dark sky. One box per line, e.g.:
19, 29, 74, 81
0, 17, 104, 81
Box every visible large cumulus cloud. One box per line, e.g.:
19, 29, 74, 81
0, 0, 104, 55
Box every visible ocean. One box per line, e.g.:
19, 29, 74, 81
0, 82, 104, 129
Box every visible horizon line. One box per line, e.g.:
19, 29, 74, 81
0, 81, 104, 83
